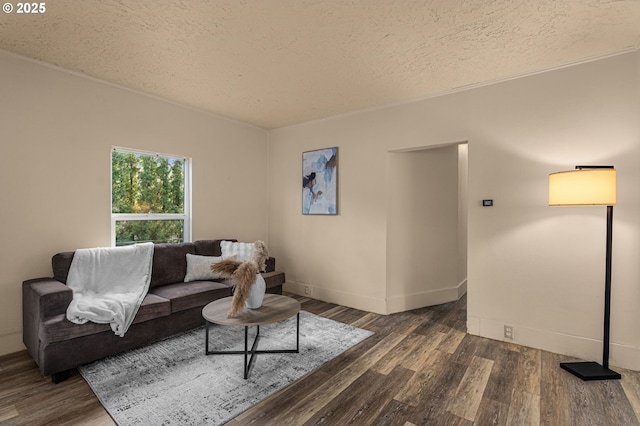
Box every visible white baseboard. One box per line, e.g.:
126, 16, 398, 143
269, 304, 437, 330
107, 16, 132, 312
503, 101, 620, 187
467, 316, 640, 371
0, 331, 25, 357
283, 281, 387, 314
285, 279, 468, 316
385, 279, 467, 314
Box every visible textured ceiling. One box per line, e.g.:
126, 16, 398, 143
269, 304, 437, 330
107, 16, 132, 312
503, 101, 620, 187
1, 0, 640, 129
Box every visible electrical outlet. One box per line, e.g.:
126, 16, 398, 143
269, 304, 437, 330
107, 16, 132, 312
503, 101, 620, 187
304, 285, 310, 295
504, 325, 514, 339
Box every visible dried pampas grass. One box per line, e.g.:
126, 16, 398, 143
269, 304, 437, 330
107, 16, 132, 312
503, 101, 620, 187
252, 240, 269, 272
211, 259, 259, 318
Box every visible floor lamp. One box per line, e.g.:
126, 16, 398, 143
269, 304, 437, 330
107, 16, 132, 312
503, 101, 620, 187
548, 165, 621, 381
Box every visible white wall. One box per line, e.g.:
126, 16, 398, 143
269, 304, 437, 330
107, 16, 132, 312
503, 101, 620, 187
268, 51, 640, 370
0, 50, 269, 356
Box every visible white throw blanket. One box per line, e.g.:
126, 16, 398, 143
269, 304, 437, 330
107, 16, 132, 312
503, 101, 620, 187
66, 242, 154, 337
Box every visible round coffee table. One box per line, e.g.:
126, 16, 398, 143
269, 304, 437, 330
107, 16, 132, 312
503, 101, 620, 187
202, 293, 301, 379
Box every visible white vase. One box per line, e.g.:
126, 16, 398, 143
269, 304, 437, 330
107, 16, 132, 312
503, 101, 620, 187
245, 274, 266, 309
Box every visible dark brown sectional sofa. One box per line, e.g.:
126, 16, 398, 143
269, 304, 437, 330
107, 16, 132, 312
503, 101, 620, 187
22, 239, 285, 383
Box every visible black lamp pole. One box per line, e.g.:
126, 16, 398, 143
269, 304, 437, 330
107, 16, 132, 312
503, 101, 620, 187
602, 204, 614, 371
559, 167, 620, 381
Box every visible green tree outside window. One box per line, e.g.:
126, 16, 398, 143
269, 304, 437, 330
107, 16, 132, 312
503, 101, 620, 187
111, 149, 190, 246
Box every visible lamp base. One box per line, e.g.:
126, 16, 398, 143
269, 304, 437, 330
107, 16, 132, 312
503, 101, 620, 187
560, 361, 621, 381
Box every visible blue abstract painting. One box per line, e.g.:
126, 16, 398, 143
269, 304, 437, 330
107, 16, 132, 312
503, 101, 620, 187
302, 147, 338, 215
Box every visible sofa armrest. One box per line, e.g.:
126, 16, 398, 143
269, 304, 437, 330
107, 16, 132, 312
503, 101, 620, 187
265, 257, 276, 273
23, 278, 73, 365
23, 278, 73, 319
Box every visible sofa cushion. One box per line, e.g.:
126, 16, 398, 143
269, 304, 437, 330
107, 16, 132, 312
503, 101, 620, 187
149, 281, 232, 313
52, 252, 75, 284
133, 293, 172, 323
40, 293, 171, 344
53, 241, 237, 286
221, 240, 255, 261
184, 254, 226, 282
193, 239, 236, 256
150, 242, 196, 288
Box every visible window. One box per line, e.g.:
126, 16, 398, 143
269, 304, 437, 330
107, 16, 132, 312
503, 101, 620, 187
111, 147, 191, 246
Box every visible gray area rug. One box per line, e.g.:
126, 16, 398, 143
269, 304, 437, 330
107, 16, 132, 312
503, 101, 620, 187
79, 310, 373, 426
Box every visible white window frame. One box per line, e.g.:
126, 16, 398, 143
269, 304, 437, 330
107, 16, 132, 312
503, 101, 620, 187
110, 146, 192, 246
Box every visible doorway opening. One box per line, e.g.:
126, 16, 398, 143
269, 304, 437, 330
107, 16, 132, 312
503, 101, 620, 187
385, 142, 468, 314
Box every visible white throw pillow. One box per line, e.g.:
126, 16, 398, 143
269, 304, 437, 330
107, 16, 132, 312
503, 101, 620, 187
220, 240, 255, 262
184, 254, 224, 282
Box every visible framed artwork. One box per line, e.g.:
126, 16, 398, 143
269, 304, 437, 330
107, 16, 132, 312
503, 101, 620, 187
302, 147, 338, 215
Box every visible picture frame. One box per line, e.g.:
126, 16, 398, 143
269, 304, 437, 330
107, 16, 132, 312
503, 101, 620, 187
302, 147, 338, 215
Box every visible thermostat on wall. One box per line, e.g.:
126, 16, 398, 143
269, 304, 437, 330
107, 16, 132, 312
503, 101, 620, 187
482, 199, 493, 207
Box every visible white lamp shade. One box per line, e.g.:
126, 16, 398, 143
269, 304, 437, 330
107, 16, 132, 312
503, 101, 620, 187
549, 168, 616, 206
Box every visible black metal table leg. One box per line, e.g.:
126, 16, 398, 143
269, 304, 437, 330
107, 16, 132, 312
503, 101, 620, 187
244, 325, 261, 379
206, 317, 300, 379
205, 320, 210, 355
244, 326, 248, 379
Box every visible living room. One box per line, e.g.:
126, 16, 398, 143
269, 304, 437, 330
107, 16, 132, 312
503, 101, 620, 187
1, 1, 640, 424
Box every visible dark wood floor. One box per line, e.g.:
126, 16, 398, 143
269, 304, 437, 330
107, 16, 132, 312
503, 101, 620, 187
2, 294, 640, 425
